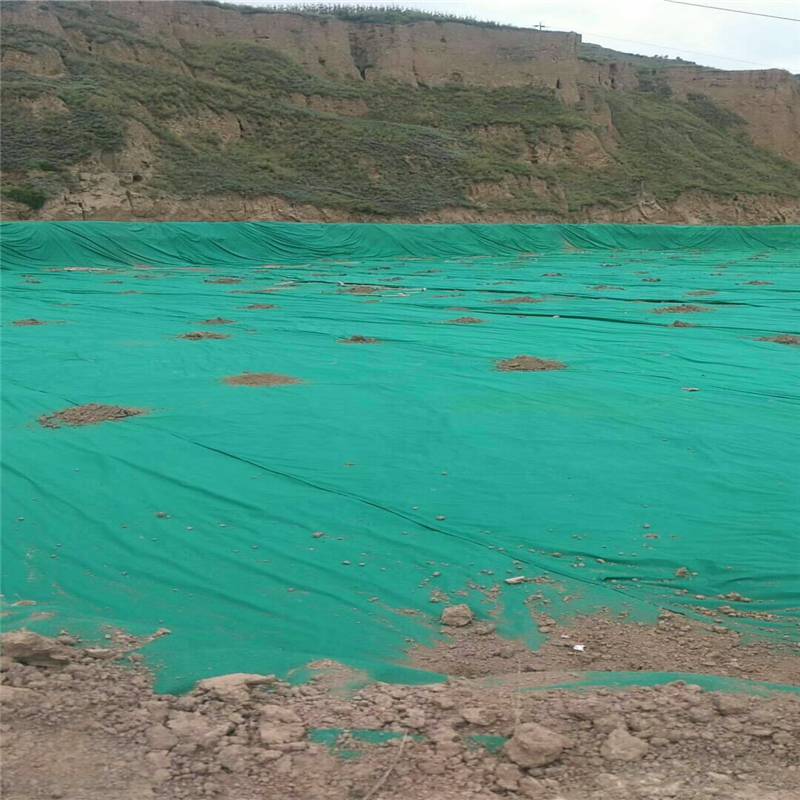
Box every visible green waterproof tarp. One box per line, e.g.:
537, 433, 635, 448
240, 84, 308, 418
2, 222, 798, 692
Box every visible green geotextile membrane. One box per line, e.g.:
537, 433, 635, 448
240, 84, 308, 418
1, 222, 798, 693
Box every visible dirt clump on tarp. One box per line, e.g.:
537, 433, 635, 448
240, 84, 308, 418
496, 356, 566, 372
745, 280, 773, 286
339, 285, 381, 295
245, 304, 277, 310
224, 373, 302, 387
653, 304, 712, 314
339, 336, 380, 344
447, 317, 484, 324
39, 404, 146, 429
491, 296, 542, 305
12, 319, 47, 326
3, 632, 800, 800
205, 277, 241, 284
199, 317, 235, 325
758, 335, 800, 346
671, 321, 696, 328
179, 332, 230, 341
686, 290, 718, 297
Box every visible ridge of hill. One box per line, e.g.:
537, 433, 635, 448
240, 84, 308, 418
2, 0, 800, 223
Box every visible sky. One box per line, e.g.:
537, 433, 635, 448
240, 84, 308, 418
226, 0, 800, 72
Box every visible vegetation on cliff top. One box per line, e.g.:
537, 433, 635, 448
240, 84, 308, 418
2, 2, 799, 216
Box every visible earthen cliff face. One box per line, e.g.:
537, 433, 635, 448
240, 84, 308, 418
2, 1, 799, 222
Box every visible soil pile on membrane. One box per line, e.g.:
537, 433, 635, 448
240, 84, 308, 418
496, 356, 566, 372
223, 373, 302, 387
179, 332, 230, 340
652, 305, 712, 314
39, 404, 146, 428
758, 335, 800, 346
339, 336, 379, 344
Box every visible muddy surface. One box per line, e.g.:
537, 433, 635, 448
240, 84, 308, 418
2, 631, 799, 800
447, 317, 484, 325
223, 373, 302, 387
11, 319, 47, 326
339, 336, 380, 344
38, 404, 146, 429
652, 305, 712, 314
496, 356, 567, 373
179, 332, 230, 340
758, 335, 800, 346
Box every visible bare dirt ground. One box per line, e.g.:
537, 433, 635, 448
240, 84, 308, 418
2, 626, 799, 800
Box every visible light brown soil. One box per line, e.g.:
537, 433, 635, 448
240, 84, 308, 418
685, 290, 718, 297
11, 319, 47, 326
410, 612, 800, 685
492, 296, 542, 305
591, 285, 625, 291
758, 335, 800, 346
2, 632, 799, 800
671, 321, 697, 328
205, 278, 241, 284
339, 285, 381, 295
496, 356, 567, 372
338, 336, 380, 344
652, 305, 712, 314
447, 317, 484, 325
38, 404, 146, 429
179, 332, 230, 341
199, 318, 235, 325
745, 280, 772, 286
245, 304, 277, 310
223, 373, 302, 387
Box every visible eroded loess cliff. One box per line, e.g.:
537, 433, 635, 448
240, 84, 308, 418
2, 0, 799, 222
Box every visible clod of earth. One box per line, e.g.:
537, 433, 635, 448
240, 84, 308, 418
447, 317, 484, 324
200, 317, 235, 325
600, 727, 649, 761
496, 356, 566, 372
653, 304, 712, 314
504, 722, 570, 768
492, 296, 542, 304
441, 604, 474, 627
671, 321, 696, 328
179, 331, 230, 340
339, 285, 380, 295
245, 304, 277, 310
223, 373, 302, 387
338, 336, 380, 344
758, 335, 800, 346
205, 278, 241, 284
745, 280, 772, 286
39, 404, 146, 429
12, 319, 47, 326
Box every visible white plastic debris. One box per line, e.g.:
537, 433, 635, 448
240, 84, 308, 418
504, 576, 527, 585
572, 644, 586, 652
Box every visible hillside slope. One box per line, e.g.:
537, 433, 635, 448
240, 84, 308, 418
2, 1, 800, 223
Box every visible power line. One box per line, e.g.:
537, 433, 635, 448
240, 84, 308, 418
664, 1, 800, 22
